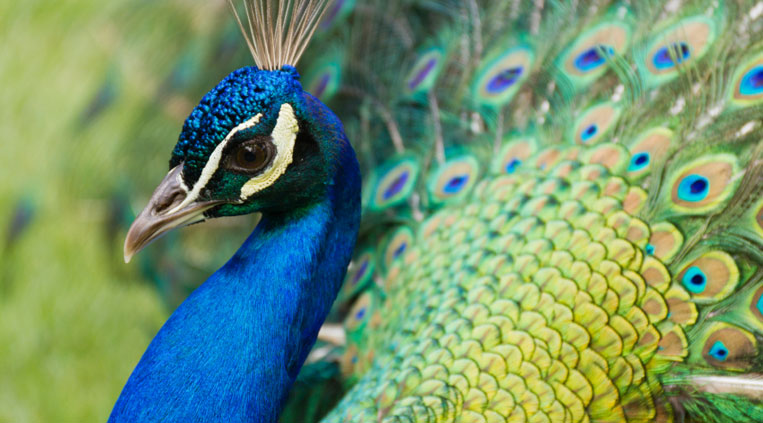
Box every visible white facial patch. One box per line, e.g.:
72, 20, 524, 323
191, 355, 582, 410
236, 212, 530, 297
166, 113, 263, 214
239, 103, 299, 200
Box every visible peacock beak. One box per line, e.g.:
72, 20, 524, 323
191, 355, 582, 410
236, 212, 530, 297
124, 165, 222, 263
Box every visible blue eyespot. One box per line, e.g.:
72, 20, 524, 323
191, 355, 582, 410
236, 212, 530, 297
319, 0, 345, 29
677, 174, 710, 202
443, 175, 469, 194
313, 74, 331, 98
355, 307, 366, 320
628, 152, 651, 172
682, 266, 707, 294
645, 244, 655, 255
486, 67, 524, 94
573, 45, 614, 72
756, 291, 763, 315
408, 58, 438, 90
739, 66, 763, 96
708, 340, 729, 361
393, 242, 407, 258
505, 158, 521, 174
351, 355, 358, 364
383, 171, 410, 200
351, 260, 369, 285
580, 124, 598, 142
653, 42, 691, 70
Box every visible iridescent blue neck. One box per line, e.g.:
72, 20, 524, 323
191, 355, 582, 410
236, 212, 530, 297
109, 108, 360, 422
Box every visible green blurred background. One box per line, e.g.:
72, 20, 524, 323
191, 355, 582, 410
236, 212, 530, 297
0, 1, 267, 421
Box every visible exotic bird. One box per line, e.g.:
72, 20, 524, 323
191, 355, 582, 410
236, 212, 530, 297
113, 0, 763, 422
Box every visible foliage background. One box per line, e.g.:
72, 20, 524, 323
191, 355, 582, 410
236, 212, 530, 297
0, 1, 260, 421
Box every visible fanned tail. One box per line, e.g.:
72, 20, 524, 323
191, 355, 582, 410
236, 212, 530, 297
291, 0, 763, 421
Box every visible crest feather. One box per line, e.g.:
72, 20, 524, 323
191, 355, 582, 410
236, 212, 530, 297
228, 0, 330, 70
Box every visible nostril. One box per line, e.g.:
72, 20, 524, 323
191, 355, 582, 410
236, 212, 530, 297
146, 165, 189, 216
154, 190, 185, 215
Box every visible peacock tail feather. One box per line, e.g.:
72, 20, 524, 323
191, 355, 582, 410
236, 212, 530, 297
279, 0, 763, 421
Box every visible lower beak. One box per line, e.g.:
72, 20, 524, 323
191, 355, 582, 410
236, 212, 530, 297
124, 165, 221, 263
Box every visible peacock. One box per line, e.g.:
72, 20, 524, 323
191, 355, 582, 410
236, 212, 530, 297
112, 0, 763, 421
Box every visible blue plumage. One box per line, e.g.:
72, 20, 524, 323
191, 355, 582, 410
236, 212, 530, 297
113, 65, 361, 421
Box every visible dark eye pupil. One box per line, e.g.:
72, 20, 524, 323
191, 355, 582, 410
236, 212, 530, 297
243, 150, 258, 163
235, 144, 267, 170
227, 137, 275, 174
238, 146, 262, 165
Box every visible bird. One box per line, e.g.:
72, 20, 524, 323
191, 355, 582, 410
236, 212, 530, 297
112, 0, 763, 422
110, 1, 360, 421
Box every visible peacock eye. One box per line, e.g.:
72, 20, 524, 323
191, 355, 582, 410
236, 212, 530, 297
227, 137, 276, 175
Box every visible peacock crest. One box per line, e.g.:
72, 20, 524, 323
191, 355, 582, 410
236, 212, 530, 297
228, 0, 331, 70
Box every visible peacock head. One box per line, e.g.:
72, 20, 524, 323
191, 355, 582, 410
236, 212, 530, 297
124, 66, 344, 262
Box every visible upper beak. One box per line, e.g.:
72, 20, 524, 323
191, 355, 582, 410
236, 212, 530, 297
124, 165, 222, 263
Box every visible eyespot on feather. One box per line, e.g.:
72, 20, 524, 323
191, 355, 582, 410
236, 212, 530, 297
473, 45, 534, 107
492, 138, 536, 174
428, 155, 480, 204
342, 250, 376, 299
345, 293, 373, 333
303, 57, 342, 102
339, 343, 360, 378
738, 66, 763, 96
697, 322, 757, 370
382, 227, 414, 271
752, 196, 763, 240
557, 21, 631, 87
667, 154, 739, 214
728, 53, 763, 107
405, 48, 446, 95
318, 0, 355, 31
368, 156, 420, 211
627, 152, 650, 173
626, 128, 673, 178
572, 103, 621, 145
676, 251, 739, 303
749, 285, 763, 327
641, 16, 717, 86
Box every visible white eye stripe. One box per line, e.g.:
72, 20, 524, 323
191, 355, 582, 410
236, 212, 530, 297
166, 113, 263, 214
240, 103, 299, 200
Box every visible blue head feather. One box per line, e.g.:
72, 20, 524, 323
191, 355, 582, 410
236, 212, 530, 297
171, 66, 303, 186
110, 67, 361, 422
